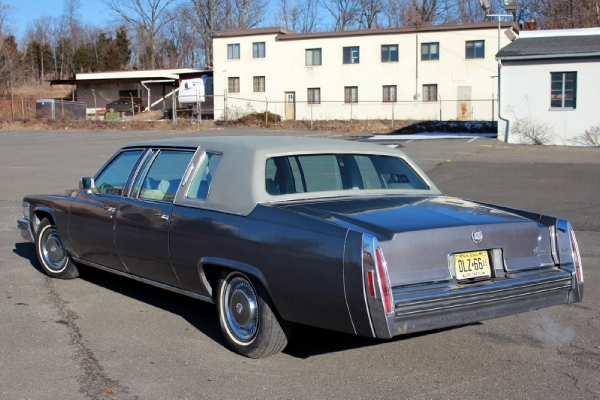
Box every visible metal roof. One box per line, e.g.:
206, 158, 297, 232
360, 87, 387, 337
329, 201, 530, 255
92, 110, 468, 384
497, 34, 600, 60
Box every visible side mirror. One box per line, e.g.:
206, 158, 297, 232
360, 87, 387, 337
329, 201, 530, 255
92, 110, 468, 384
79, 177, 95, 191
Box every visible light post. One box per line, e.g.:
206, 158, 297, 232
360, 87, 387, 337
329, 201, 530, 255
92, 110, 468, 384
479, 0, 518, 54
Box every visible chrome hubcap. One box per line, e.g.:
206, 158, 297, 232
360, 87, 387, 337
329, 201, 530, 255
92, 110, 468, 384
42, 230, 66, 270
224, 276, 258, 342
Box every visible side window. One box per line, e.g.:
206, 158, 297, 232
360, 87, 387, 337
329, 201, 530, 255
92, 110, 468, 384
94, 150, 143, 195
187, 152, 222, 201
136, 150, 194, 202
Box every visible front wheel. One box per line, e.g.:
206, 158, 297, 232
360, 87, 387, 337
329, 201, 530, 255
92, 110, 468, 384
35, 218, 79, 279
217, 270, 292, 358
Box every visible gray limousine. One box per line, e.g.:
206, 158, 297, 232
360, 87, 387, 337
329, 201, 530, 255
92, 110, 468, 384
18, 136, 584, 358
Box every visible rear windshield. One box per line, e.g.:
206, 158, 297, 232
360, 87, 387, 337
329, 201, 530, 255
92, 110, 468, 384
266, 154, 429, 195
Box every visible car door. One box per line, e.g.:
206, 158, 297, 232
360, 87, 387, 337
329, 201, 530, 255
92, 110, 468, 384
69, 149, 144, 270
113, 149, 195, 287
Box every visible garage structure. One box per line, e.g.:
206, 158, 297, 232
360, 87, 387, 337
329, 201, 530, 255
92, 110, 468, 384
50, 68, 214, 118
496, 28, 600, 146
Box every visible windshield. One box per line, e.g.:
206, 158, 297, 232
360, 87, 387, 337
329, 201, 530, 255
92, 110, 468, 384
266, 154, 429, 195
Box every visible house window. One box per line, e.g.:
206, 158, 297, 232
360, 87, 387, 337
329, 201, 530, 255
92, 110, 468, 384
228, 77, 240, 93
253, 42, 265, 58
466, 40, 485, 59
344, 86, 358, 103
423, 84, 437, 102
551, 72, 577, 108
381, 45, 398, 62
306, 48, 322, 66
308, 88, 321, 104
343, 46, 359, 64
421, 43, 439, 61
227, 43, 240, 60
383, 85, 397, 102
253, 76, 265, 92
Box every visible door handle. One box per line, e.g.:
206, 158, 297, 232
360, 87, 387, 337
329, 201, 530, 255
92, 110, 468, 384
104, 206, 116, 213
155, 213, 169, 220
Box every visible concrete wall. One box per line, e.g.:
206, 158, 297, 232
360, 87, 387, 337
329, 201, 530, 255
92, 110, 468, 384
212, 27, 512, 122
498, 57, 600, 145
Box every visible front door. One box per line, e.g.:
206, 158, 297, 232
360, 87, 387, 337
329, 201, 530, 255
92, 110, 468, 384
69, 150, 144, 270
114, 149, 194, 287
285, 92, 295, 120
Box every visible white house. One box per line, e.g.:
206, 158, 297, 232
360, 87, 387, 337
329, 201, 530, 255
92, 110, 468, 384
496, 28, 600, 146
211, 23, 518, 123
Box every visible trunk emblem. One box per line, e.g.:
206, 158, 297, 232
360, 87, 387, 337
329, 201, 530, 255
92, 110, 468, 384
472, 230, 483, 244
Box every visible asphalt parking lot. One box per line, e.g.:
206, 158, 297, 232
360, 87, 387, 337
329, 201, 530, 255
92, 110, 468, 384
1, 128, 598, 399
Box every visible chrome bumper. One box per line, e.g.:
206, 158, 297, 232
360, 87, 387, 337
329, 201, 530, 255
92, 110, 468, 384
17, 218, 34, 242
385, 268, 574, 338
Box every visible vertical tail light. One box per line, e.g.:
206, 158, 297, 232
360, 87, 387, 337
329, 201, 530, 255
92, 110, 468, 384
569, 229, 583, 282
375, 247, 394, 314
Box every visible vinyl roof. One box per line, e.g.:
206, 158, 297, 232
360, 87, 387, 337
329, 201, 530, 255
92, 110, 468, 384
123, 136, 440, 215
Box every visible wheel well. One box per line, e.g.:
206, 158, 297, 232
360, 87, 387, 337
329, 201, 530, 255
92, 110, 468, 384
33, 211, 53, 233
202, 264, 222, 298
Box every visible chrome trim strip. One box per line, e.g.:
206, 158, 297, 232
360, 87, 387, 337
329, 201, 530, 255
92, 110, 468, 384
361, 235, 377, 338
73, 258, 214, 303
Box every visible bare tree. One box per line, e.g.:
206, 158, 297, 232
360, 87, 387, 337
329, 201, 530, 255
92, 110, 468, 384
321, 0, 361, 30
222, 0, 269, 30
358, 0, 383, 28
103, 0, 179, 69
531, 0, 600, 29
189, 0, 227, 68
275, 0, 322, 32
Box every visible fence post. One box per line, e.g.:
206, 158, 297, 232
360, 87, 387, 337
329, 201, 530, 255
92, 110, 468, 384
265, 97, 268, 126
391, 102, 395, 130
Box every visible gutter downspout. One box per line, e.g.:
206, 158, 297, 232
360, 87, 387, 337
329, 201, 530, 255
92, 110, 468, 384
497, 60, 510, 142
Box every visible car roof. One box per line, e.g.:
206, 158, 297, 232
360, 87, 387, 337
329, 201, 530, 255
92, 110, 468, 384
122, 136, 440, 215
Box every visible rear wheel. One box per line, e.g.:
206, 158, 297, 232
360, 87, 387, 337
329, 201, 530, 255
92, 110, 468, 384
35, 218, 79, 279
217, 270, 292, 358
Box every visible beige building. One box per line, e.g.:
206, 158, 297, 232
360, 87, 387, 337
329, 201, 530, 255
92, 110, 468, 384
212, 23, 518, 122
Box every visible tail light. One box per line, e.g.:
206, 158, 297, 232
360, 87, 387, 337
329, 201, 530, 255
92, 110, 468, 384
375, 247, 394, 314
569, 229, 583, 282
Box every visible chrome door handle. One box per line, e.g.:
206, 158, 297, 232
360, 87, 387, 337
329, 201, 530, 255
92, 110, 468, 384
155, 213, 169, 220
105, 206, 116, 212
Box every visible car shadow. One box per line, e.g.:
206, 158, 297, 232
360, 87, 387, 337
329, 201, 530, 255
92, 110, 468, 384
14, 242, 475, 359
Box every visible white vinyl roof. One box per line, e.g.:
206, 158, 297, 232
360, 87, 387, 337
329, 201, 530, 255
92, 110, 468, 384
123, 136, 441, 215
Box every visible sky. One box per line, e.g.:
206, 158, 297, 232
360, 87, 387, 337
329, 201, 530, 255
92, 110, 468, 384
7, 0, 109, 38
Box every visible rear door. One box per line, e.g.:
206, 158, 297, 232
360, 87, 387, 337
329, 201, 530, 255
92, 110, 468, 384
114, 149, 195, 287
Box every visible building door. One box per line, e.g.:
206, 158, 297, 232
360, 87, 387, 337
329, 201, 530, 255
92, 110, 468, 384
457, 86, 472, 120
285, 92, 295, 120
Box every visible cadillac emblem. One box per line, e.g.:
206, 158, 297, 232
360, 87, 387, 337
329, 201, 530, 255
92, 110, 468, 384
471, 230, 483, 244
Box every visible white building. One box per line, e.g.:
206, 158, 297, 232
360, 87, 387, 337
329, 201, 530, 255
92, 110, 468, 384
497, 28, 600, 146
211, 23, 517, 123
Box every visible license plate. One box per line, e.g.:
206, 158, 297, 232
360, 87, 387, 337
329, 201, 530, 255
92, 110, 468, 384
454, 251, 491, 280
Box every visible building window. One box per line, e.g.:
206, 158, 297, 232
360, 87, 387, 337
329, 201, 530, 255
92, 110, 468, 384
421, 43, 439, 61
253, 76, 265, 92
253, 42, 265, 58
306, 48, 322, 66
381, 45, 398, 62
228, 77, 240, 93
344, 86, 358, 103
466, 40, 485, 59
551, 72, 577, 108
383, 85, 397, 102
423, 84, 437, 102
343, 46, 359, 64
227, 43, 240, 60
308, 88, 321, 104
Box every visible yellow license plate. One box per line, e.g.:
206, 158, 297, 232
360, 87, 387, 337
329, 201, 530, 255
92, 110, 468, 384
454, 251, 491, 280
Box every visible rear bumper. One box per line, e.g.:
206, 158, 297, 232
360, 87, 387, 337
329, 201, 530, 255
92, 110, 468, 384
17, 218, 34, 242
386, 268, 575, 338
